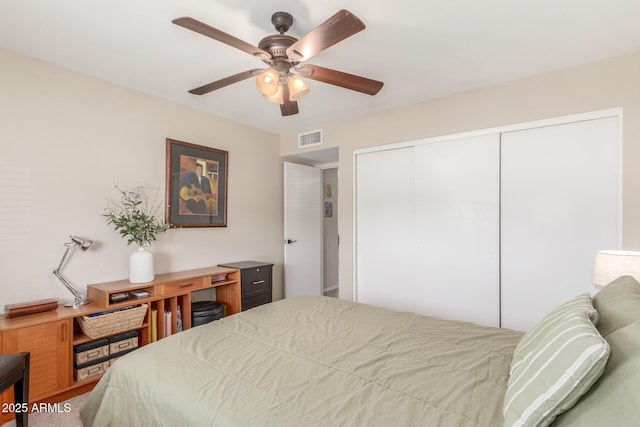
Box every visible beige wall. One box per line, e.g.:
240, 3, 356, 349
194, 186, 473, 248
3, 48, 637, 308
281, 53, 640, 301
0, 49, 284, 308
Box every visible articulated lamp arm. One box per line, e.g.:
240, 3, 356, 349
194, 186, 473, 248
52, 236, 93, 307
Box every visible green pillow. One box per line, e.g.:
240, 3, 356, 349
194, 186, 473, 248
510, 293, 598, 367
553, 320, 640, 426
592, 275, 640, 337
503, 311, 610, 427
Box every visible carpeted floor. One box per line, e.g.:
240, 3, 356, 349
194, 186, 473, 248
3, 392, 87, 427
323, 288, 338, 298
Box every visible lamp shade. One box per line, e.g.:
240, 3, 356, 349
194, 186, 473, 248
288, 75, 310, 101
255, 68, 279, 96
592, 250, 640, 287
263, 84, 284, 104
70, 235, 93, 251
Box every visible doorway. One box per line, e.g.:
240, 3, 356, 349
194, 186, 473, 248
323, 168, 339, 297
282, 148, 339, 298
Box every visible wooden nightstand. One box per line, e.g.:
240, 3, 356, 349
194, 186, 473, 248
218, 261, 273, 311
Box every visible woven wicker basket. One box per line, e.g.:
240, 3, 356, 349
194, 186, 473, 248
78, 304, 148, 339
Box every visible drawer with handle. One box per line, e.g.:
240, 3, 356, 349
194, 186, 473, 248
156, 277, 207, 295
242, 267, 271, 294
243, 290, 272, 311
74, 360, 110, 381
74, 338, 109, 365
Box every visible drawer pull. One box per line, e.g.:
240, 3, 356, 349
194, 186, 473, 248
179, 283, 194, 288
252, 280, 266, 285
116, 342, 132, 349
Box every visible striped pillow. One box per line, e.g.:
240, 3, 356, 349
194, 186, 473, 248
510, 293, 598, 367
503, 310, 610, 427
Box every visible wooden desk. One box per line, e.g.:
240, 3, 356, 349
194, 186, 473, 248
0, 266, 240, 424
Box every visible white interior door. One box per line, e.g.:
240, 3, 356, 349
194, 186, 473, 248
284, 162, 323, 298
501, 117, 619, 331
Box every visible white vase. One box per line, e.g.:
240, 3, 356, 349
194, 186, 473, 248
129, 247, 154, 283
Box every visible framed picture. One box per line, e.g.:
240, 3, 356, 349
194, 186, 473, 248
165, 138, 228, 227
324, 202, 333, 218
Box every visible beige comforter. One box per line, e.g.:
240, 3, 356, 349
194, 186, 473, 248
80, 296, 522, 426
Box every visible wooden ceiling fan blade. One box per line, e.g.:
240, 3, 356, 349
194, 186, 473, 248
298, 64, 383, 95
173, 17, 271, 61
188, 69, 263, 95
279, 83, 299, 116
280, 100, 299, 116
286, 9, 365, 62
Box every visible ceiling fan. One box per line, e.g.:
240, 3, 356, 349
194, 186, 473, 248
172, 9, 384, 117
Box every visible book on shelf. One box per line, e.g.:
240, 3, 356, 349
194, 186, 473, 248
88, 306, 134, 318
150, 309, 158, 342
211, 273, 227, 283
177, 305, 183, 333
164, 311, 172, 337
129, 289, 150, 298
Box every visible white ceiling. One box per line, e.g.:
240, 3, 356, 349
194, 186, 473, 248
2, 0, 640, 135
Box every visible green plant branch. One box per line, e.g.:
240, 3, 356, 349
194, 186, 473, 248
104, 185, 168, 247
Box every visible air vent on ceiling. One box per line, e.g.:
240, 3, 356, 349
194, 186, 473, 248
298, 129, 323, 148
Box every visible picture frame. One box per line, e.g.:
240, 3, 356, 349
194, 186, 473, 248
324, 202, 333, 218
165, 138, 228, 227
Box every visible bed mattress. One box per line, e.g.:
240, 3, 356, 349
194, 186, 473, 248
80, 295, 523, 426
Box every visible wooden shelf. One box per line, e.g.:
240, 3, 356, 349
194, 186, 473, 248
0, 265, 241, 425
87, 266, 240, 310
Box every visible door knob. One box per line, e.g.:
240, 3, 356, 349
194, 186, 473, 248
285, 239, 298, 244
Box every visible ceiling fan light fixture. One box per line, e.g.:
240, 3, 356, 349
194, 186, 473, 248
255, 68, 279, 96
174, 10, 383, 117
288, 75, 310, 101
263, 84, 284, 104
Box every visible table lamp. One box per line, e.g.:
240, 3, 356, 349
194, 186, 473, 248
592, 250, 640, 287
53, 235, 93, 307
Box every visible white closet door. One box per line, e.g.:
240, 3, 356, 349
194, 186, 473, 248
501, 117, 619, 331
356, 135, 500, 326
414, 134, 500, 326
356, 146, 416, 310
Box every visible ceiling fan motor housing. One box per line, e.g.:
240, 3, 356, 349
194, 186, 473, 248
258, 34, 298, 76
271, 11, 293, 34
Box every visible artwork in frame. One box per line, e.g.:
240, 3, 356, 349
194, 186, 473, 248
165, 138, 228, 227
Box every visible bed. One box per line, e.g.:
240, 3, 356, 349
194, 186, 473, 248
80, 276, 640, 427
